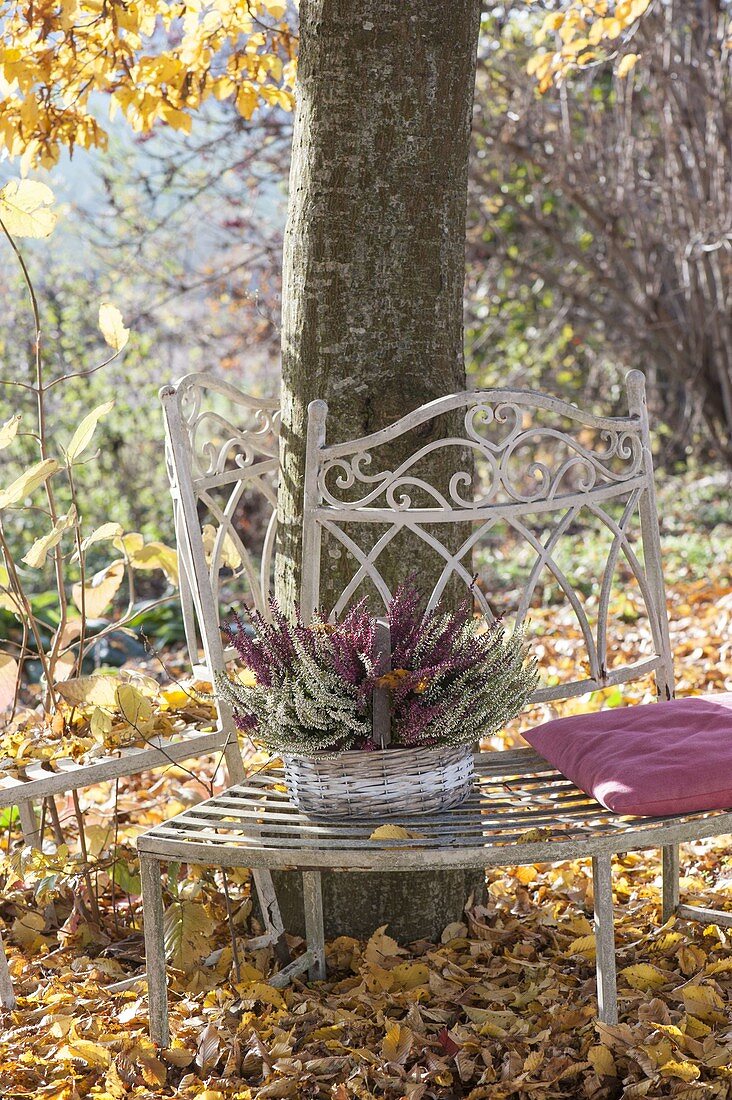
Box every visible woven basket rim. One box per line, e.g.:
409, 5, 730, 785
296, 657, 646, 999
282, 744, 472, 764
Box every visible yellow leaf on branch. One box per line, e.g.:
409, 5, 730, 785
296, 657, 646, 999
0, 414, 21, 450
116, 683, 154, 729
98, 303, 129, 352
127, 540, 179, 585
72, 560, 125, 618
0, 653, 19, 712
0, 3, 296, 167
66, 401, 115, 463
0, 458, 60, 510
22, 507, 77, 568
0, 179, 57, 237
617, 52, 640, 78
74, 522, 124, 560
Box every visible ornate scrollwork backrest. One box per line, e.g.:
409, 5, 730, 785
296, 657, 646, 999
302, 371, 674, 704
161, 372, 280, 674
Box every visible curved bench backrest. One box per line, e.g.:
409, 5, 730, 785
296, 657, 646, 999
302, 370, 674, 704
160, 372, 279, 678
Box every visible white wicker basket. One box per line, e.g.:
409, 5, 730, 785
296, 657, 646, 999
282, 745, 474, 819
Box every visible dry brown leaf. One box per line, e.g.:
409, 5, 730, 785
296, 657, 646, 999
588, 1043, 617, 1077
381, 1022, 413, 1064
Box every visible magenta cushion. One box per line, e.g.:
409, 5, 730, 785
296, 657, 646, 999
524, 694, 732, 817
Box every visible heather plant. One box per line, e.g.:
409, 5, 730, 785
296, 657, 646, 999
217, 599, 381, 755
217, 584, 538, 756
385, 585, 539, 749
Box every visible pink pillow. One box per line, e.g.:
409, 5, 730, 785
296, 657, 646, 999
524, 694, 732, 817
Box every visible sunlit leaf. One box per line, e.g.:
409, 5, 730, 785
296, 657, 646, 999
90, 706, 114, 741
98, 302, 129, 351
78, 522, 123, 554
0, 458, 59, 510
65, 400, 115, 462
261, 0, 287, 17
619, 963, 668, 990
127, 540, 179, 585
659, 1060, 701, 1082
115, 683, 153, 728
195, 1022, 222, 1074
201, 524, 242, 571
617, 52, 640, 78
0, 179, 57, 237
0, 414, 21, 450
22, 506, 76, 568
682, 982, 726, 1020
56, 675, 121, 708
61, 1040, 112, 1068
72, 559, 124, 617
0, 653, 18, 711
113, 532, 144, 557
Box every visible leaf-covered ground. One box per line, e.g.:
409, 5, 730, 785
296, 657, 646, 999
2, 476, 732, 1098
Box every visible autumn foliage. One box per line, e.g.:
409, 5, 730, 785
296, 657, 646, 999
0, 0, 296, 167
0, 0, 666, 168
2, 564, 732, 1097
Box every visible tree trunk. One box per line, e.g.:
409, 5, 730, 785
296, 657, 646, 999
275, 0, 483, 942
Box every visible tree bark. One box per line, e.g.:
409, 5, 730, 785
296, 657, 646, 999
275, 0, 483, 941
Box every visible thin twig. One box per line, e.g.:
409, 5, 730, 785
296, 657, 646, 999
221, 870, 242, 983
72, 789, 101, 925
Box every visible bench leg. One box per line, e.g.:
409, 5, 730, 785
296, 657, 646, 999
0, 928, 16, 1009
252, 868, 290, 965
18, 801, 42, 849
662, 844, 679, 922
593, 854, 618, 1025
303, 871, 326, 981
223, 738, 246, 785
140, 854, 169, 1047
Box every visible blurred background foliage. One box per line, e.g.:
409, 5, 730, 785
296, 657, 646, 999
1, 1, 729, 614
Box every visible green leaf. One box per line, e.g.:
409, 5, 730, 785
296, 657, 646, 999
0, 179, 57, 238
112, 859, 141, 896
163, 899, 212, 970
0, 458, 59, 510
65, 400, 115, 463
0, 806, 19, 829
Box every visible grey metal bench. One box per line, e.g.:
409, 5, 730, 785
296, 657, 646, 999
138, 370, 730, 1043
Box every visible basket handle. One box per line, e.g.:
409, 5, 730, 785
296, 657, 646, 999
373, 618, 392, 749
